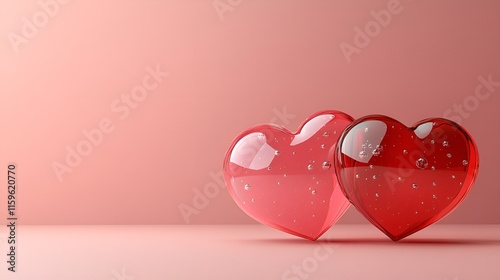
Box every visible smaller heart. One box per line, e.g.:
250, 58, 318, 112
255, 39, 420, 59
335, 116, 479, 241
223, 111, 354, 240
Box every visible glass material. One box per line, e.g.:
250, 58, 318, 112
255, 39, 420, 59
223, 111, 354, 240
335, 115, 479, 241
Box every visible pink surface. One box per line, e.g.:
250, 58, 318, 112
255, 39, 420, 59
0, 0, 499, 225
0, 225, 499, 280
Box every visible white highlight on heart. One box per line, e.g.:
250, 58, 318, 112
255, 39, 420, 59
230, 132, 276, 170
414, 122, 433, 139
290, 115, 334, 146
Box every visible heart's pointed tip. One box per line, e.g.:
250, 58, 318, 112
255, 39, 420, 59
307, 236, 319, 241
390, 236, 403, 242
308, 229, 330, 241
296, 233, 319, 241
387, 233, 408, 242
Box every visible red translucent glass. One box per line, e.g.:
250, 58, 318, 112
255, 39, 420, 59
335, 115, 479, 241
223, 111, 354, 240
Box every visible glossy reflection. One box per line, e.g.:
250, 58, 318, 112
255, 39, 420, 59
223, 111, 354, 240
335, 115, 479, 241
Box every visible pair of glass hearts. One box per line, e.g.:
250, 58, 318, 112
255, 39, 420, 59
223, 111, 479, 241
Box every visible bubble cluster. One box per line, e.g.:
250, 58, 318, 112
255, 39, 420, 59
359, 151, 367, 159
372, 145, 382, 156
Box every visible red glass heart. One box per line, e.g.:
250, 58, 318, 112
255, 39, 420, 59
335, 116, 479, 241
223, 111, 354, 240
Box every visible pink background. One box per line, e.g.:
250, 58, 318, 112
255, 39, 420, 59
1, 0, 499, 225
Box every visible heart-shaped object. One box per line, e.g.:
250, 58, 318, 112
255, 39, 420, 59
335, 115, 479, 241
223, 111, 354, 240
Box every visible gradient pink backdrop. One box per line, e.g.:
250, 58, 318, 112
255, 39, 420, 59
1, 0, 499, 225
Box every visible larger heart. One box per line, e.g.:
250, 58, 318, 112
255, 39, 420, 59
335, 115, 479, 241
223, 111, 354, 240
